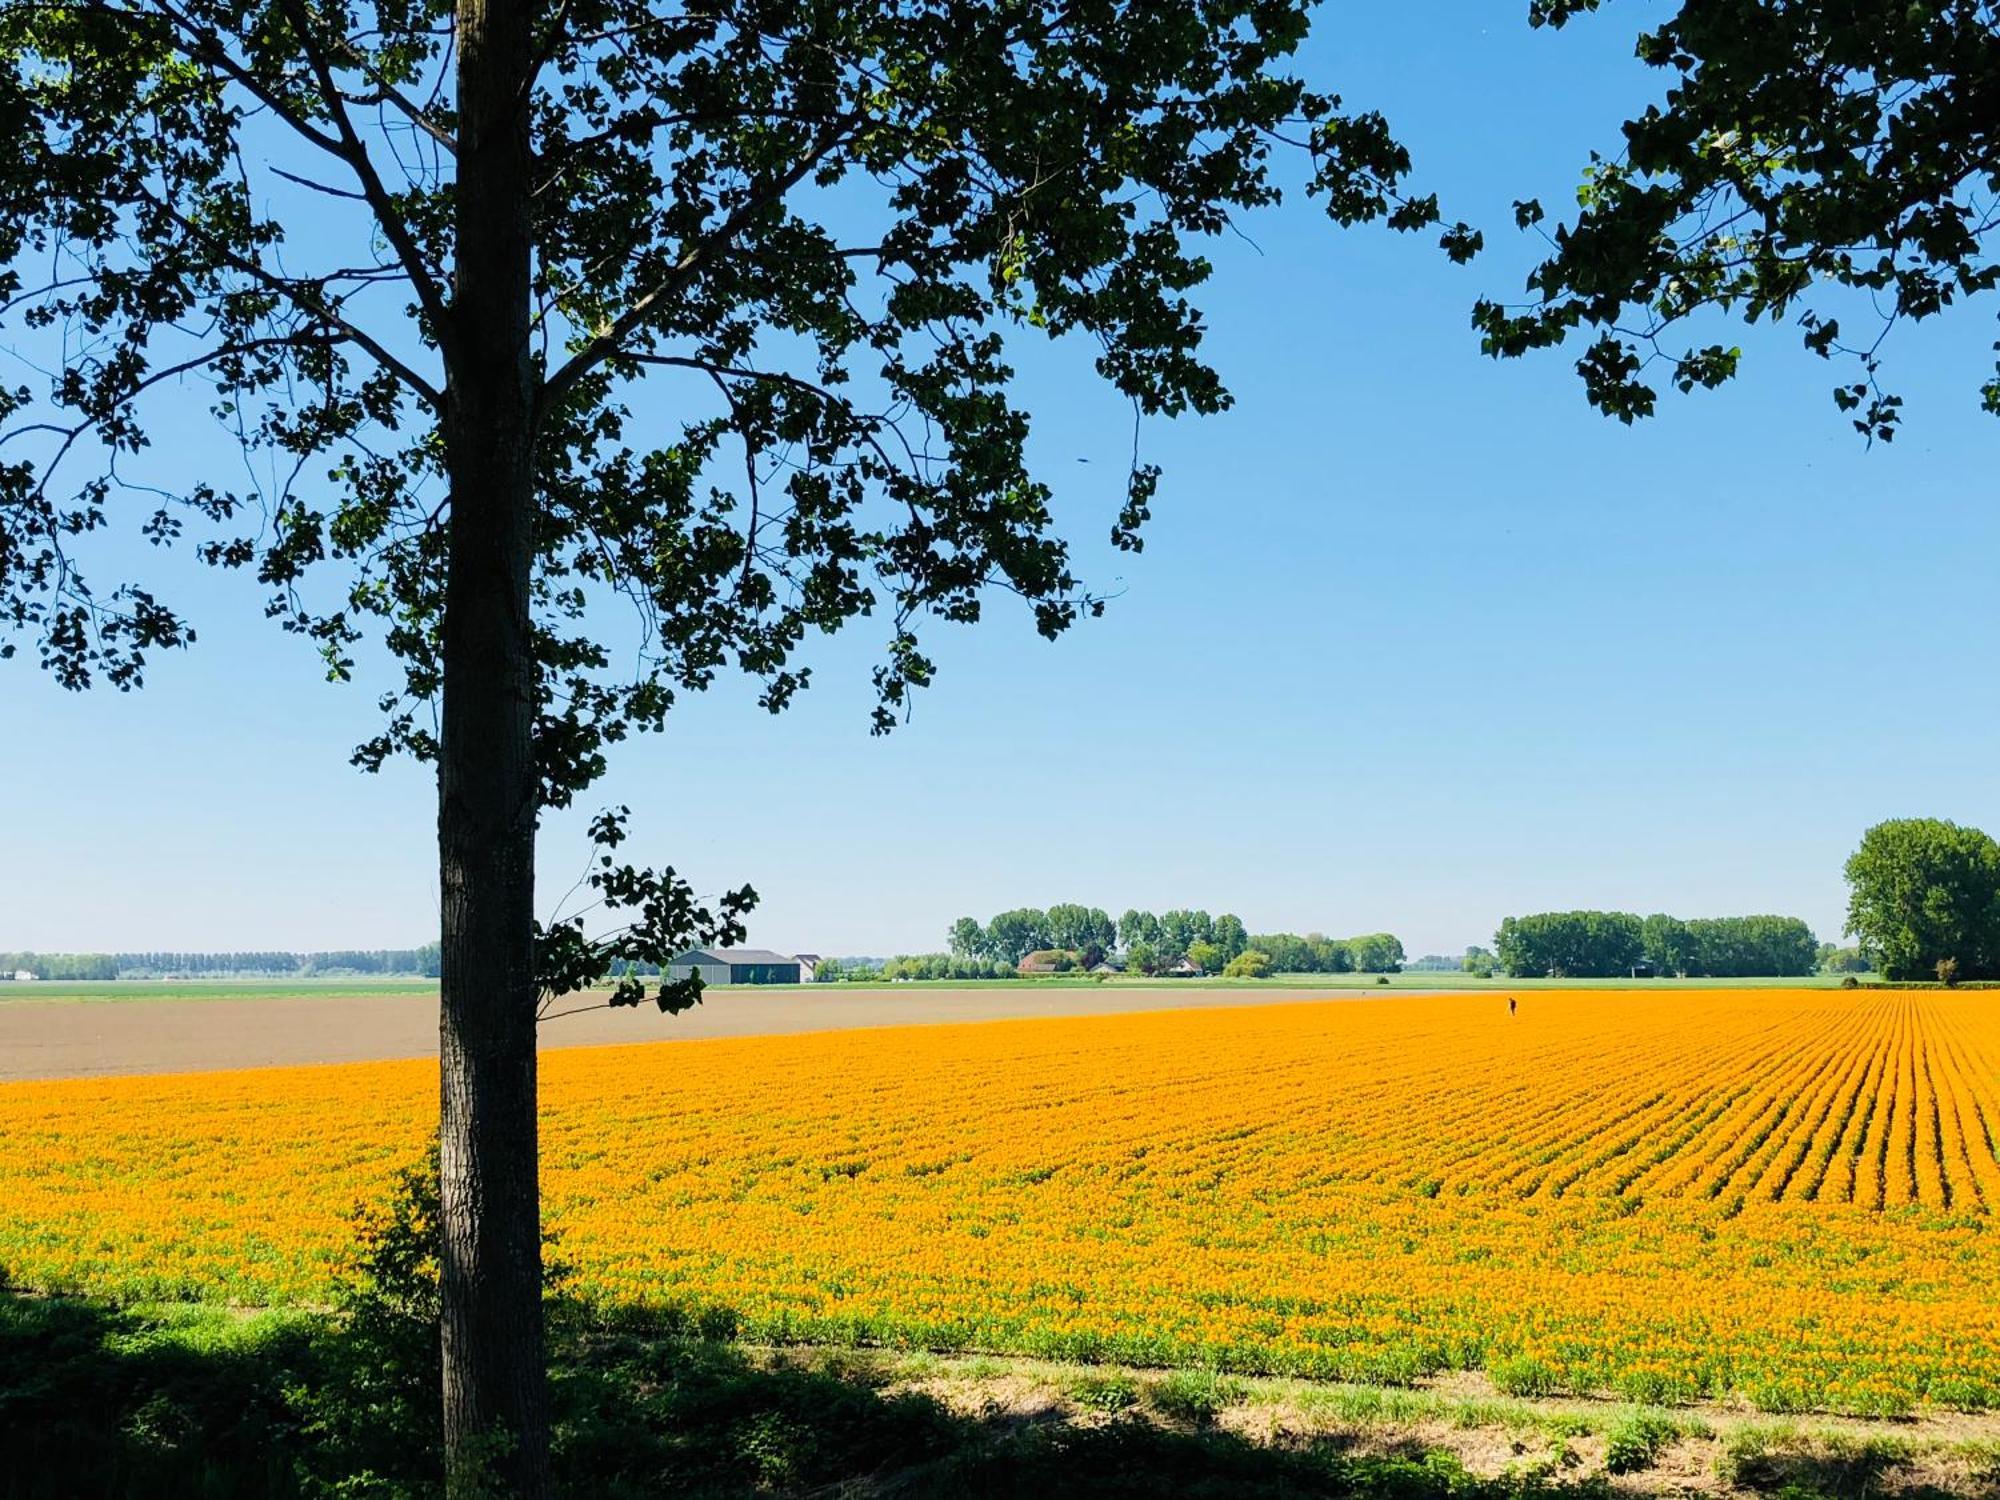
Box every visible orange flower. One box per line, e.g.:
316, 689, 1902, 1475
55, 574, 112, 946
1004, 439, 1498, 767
3, 989, 1996, 1412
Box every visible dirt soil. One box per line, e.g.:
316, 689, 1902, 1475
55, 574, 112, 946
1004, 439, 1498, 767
0, 984, 1372, 1081
867, 1354, 2000, 1497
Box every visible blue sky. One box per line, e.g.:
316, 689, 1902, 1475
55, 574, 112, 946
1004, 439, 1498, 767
5, 3, 1997, 958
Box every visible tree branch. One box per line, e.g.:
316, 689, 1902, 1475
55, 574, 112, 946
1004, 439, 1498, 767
276, 0, 458, 356
345, 81, 458, 157
271, 164, 370, 201
107, 334, 341, 410
142, 0, 348, 157
144, 190, 444, 408
540, 115, 860, 411
534, 105, 856, 195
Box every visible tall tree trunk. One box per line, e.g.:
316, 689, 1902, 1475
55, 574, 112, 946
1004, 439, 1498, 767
440, 0, 544, 1491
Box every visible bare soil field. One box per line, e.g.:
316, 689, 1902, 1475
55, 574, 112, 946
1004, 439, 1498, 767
0, 983, 1375, 1081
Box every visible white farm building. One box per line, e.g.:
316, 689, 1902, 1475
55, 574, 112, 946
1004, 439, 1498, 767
665, 948, 805, 986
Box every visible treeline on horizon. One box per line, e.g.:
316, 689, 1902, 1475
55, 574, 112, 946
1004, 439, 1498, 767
3, 912, 1828, 987
822, 818, 2000, 988
831, 904, 1410, 980
948, 904, 1407, 976
0, 946, 442, 980
1492, 912, 1820, 979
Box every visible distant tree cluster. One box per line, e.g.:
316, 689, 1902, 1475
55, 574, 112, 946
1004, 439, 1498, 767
1637, 917, 1820, 978
944, 905, 1388, 978
1394, 946, 1497, 976
1493, 913, 1818, 979
1845, 819, 2000, 982
0, 952, 121, 980
1494, 912, 1644, 978
949, 905, 1121, 967
0, 947, 442, 979
1120, 909, 1252, 976
1243, 931, 1406, 975
820, 953, 1016, 983
1222, 950, 1274, 979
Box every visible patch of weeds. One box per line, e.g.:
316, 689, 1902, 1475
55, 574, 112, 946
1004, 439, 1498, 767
1603, 1409, 1676, 1475
889, 1349, 945, 1381
1496, 1444, 1629, 1492
1434, 1396, 1522, 1431
119, 1389, 198, 1455
1558, 1420, 1603, 1452
1146, 1368, 1250, 1424
1715, 1424, 1914, 1498
881, 1420, 1612, 1497
1380, 1388, 1451, 1425
1956, 1440, 2000, 1488
803, 1345, 890, 1383
1295, 1380, 1461, 1431
731, 1407, 820, 1486
1065, 1370, 1141, 1413
1295, 1383, 1387, 1424
1717, 1422, 1793, 1478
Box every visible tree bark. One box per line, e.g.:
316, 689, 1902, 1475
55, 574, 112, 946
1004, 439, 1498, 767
440, 0, 544, 1491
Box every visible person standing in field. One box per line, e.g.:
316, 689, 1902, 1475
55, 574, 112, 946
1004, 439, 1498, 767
1508, 997, 1517, 1017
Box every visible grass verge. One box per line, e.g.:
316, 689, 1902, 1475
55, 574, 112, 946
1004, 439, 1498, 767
8, 1293, 1996, 1498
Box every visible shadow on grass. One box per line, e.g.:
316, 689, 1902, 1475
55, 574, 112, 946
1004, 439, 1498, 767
1721, 1439, 1969, 1500
12, 1286, 1888, 1500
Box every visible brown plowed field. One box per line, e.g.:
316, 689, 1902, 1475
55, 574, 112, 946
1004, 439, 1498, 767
0, 983, 1373, 1080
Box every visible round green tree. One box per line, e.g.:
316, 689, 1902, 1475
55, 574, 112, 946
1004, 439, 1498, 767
1222, 948, 1272, 979
1844, 819, 2000, 981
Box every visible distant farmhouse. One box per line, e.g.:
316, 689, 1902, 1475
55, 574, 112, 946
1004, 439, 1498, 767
666, 948, 807, 986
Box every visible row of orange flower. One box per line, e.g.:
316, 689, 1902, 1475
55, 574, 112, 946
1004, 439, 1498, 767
4, 989, 1998, 1413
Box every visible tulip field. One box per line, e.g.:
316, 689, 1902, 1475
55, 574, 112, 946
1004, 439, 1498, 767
4, 989, 1999, 1414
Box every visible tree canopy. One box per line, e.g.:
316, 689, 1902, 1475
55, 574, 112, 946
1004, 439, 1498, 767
1845, 818, 2000, 980
0, 0, 1476, 711
944, 907, 1407, 976
1496, 910, 1819, 978
1496, 911, 1648, 978
1244, 930, 1404, 974
1639, 914, 1820, 978
1, 0, 1475, 1487
952, 904, 1258, 968
1478, 0, 2000, 440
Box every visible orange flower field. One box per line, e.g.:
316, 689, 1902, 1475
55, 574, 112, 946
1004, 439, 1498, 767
5, 989, 1999, 1413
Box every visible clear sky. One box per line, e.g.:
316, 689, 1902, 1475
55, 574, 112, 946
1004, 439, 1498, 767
5, 4, 1996, 960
